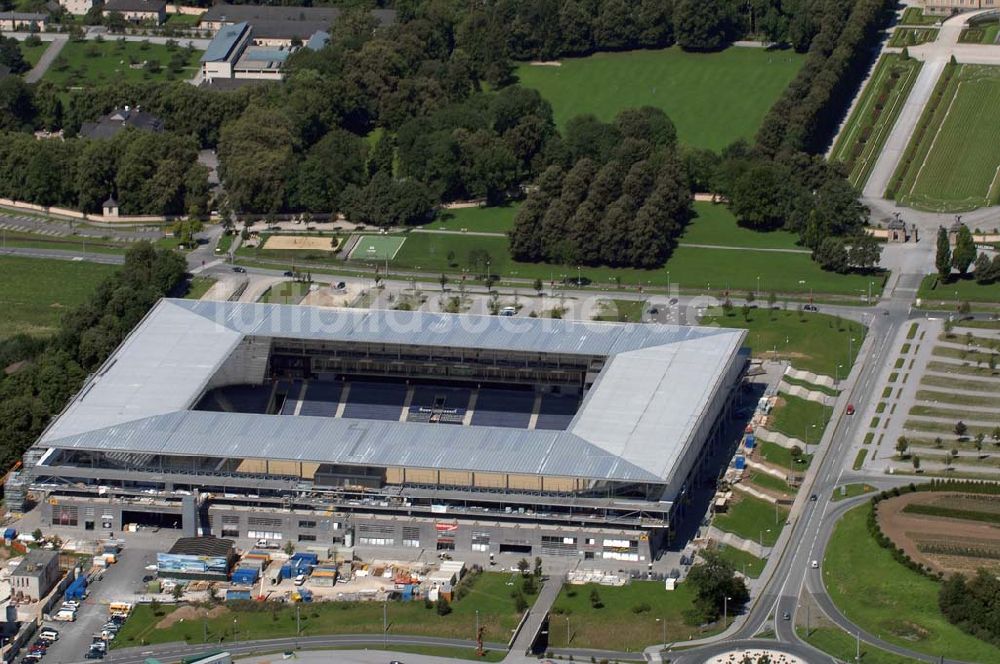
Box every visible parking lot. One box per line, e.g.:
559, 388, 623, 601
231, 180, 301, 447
30, 543, 157, 663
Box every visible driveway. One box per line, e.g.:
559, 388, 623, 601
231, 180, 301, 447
25, 35, 68, 84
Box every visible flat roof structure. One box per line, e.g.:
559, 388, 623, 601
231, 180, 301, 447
34, 300, 746, 488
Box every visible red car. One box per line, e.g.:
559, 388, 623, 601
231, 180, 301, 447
846, 404, 855, 415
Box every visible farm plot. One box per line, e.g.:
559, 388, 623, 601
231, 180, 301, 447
264, 235, 342, 252
892, 65, 1000, 212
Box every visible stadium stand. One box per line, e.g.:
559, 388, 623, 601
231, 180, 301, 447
406, 385, 472, 424
342, 381, 408, 421
535, 394, 580, 430
298, 381, 343, 417
195, 385, 273, 414
278, 381, 303, 415
470, 388, 534, 428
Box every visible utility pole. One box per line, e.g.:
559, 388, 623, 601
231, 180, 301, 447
296, 603, 300, 636
475, 609, 479, 641
856, 630, 861, 662
383, 600, 388, 649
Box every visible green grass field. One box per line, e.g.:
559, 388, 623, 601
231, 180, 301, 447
593, 299, 645, 322
959, 20, 1000, 44
426, 204, 520, 234
18, 40, 49, 68
824, 503, 1000, 661
678, 202, 800, 250
43, 39, 203, 90
547, 581, 721, 649
758, 440, 813, 471
832, 483, 876, 501
350, 234, 407, 261
0, 230, 128, 255
515, 47, 803, 151
900, 7, 940, 26
770, 393, 832, 443
893, 65, 1000, 212
163, 13, 202, 28
747, 471, 794, 496
830, 54, 923, 188
260, 281, 310, 304
0, 256, 117, 338
700, 309, 866, 376
116, 572, 529, 647
713, 494, 787, 547
713, 545, 765, 578
888, 28, 937, 48
917, 274, 1000, 306
184, 276, 215, 300
799, 627, 925, 664
782, 374, 840, 397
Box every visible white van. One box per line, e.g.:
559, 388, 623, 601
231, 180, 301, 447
294, 574, 306, 586
39, 629, 59, 641
53, 609, 76, 622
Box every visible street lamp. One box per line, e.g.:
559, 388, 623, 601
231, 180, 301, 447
655, 617, 666, 648
723, 595, 732, 628
759, 528, 771, 551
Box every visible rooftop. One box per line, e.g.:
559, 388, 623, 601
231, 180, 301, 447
13, 549, 57, 578
79, 107, 164, 140
201, 21, 250, 63
201, 5, 396, 40
168, 536, 234, 558
35, 300, 746, 485
102, 0, 166, 13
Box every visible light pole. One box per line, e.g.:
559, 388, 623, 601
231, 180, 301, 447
723, 595, 732, 628
666, 271, 671, 294
576, 265, 581, 288
232, 618, 238, 647
566, 616, 571, 645
475, 609, 479, 642
655, 617, 666, 648
383, 599, 388, 648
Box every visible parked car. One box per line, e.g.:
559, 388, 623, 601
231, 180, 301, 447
803, 304, 818, 312
232, 266, 247, 273
283, 271, 294, 277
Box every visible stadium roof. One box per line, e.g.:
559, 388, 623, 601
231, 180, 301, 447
37, 299, 746, 484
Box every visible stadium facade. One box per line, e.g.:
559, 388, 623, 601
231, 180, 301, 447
10, 299, 747, 562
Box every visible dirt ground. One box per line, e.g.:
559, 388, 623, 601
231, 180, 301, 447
299, 283, 365, 308
264, 235, 341, 252
156, 604, 229, 629
876, 491, 1000, 575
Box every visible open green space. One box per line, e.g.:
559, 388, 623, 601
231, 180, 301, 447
18, 40, 49, 68
959, 19, 1000, 45
425, 204, 519, 234
926, 360, 1000, 379
350, 234, 407, 261
0, 255, 117, 339
700, 309, 866, 376
921, 375, 1000, 393
900, 7, 940, 26
931, 345, 997, 364
215, 233, 235, 255
888, 28, 937, 48
799, 627, 925, 664
747, 471, 794, 496
903, 502, 1000, 524
830, 53, 923, 188
260, 281, 311, 305
917, 274, 1000, 305
891, 64, 1000, 212
593, 299, 645, 322
832, 483, 875, 501
515, 47, 803, 151
714, 494, 786, 547
43, 39, 203, 90
909, 404, 994, 421
713, 545, 765, 578
758, 440, 813, 471
677, 203, 800, 250
163, 13, 202, 28
547, 581, 721, 649
917, 389, 1000, 407
770, 393, 831, 443
116, 572, 529, 647
184, 277, 215, 300
824, 503, 1000, 661
0, 229, 128, 255
781, 374, 840, 397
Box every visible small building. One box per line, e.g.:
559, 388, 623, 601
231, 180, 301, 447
918, 0, 999, 16
10, 550, 60, 602
59, 0, 97, 16
102, 0, 167, 25
200, 21, 330, 83
948, 219, 967, 245
887, 216, 908, 243
157, 536, 236, 581
0, 11, 48, 31
79, 106, 164, 140
200, 4, 396, 47
102, 197, 119, 217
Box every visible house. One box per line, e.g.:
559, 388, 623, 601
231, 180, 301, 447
102, 0, 167, 25
79, 106, 165, 140
917, 0, 999, 15
0, 11, 48, 31
200, 4, 396, 47
10, 550, 60, 602
200, 21, 327, 83
103, 197, 119, 217
59, 0, 98, 16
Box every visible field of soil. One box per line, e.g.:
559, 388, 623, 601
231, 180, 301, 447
877, 492, 1000, 575
264, 235, 341, 251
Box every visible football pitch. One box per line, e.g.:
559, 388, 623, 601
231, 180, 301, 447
894, 65, 1000, 212
349, 234, 407, 261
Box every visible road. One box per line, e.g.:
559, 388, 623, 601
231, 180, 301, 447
25, 35, 68, 84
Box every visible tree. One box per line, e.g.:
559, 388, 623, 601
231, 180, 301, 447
517, 558, 530, 575
848, 233, 882, 271
0, 36, 29, 75
936, 226, 952, 280
912, 455, 920, 472
814, 238, 850, 274
729, 161, 793, 231
31, 528, 43, 541
973, 252, 993, 285
895, 436, 908, 458
218, 107, 296, 214
685, 549, 749, 624
283, 541, 295, 556
436, 596, 452, 616
438, 274, 449, 292
674, 0, 732, 51
533, 556, 543, 578
955, 421, 968, 438
951, 224, 976, 275
532, 278, 543, 294
171, 583, 184, 601
589, 588, 603, 608
975, 433, 985, 457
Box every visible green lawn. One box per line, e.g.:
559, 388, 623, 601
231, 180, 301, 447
892, 64, 1000, 212
900, 7, 940, 26
215, 233, 235, 255
747, 471, 794, 496
959, 20, 1000, 44
714, 494, 786, 547
799, 627, 926, 664
824, 503, 1000, 661
758, 440, 813, 471
260, 281, 311, 304
115, 572, 529, 647
0, 230, 128, 255
678, 202, 800, 250
0, 256, 117, 338
163, 13, 202, 28
424, 204, 520, 234
921, 376, 1000, 394
917, 274, 1000, 305
700, 309, 866, 376
770, 393, 831, 442
713, 545, 765, 578
515, 47, 804, 151
547, 581, 720, 649
888, 28, 937, 48
19, 40, 49, 68
832, 483, 876, 501
782, 374, 840, 397
43, 39, 203, 90
830, 54, 923, 188
593, 299, 645, 322
184, 276, 215, 300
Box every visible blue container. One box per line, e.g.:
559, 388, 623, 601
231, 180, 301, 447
226, 589, 252, 601
2, 528, 16, 541
734, 456, 746, 470
744, 435, 755, 449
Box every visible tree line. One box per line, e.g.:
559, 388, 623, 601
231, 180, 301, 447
0, 243, 187, 472
940, 569, 1000, 647
0, 129, 208, 216
509, 107, 692, 269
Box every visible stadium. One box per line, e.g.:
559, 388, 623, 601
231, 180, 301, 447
10, 299, 747, 562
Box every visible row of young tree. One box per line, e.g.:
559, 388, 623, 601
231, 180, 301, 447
0, 130, 208, 216
0, 244, 187, 471
509, 108, 692, 269
935, 225, 1000, 285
